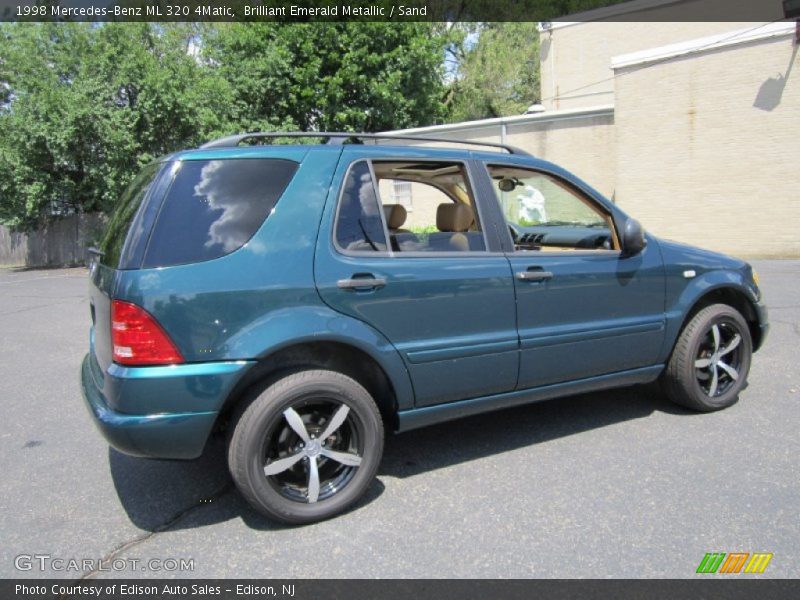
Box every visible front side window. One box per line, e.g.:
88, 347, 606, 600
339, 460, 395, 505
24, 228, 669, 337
486, 165, 618, 252
142, 158, 298, 268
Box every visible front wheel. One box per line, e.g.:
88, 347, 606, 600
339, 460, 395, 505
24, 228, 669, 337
663, 303, 752, 412
228, 370, 384, 525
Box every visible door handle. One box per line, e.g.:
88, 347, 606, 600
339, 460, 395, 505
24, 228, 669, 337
516, 270, 553, 282
337, 276, 387, 290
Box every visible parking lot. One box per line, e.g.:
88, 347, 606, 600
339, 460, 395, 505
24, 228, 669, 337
0, 261, 798, 579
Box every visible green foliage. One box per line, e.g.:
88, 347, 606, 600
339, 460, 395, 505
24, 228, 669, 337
441, 1, 628, 121
409, 225, 439, 235
445, 22, 541, 121
0, 22, 447, 230
0, 4, 633, 230
0, 22, 232, 230
204, 23, 447, 132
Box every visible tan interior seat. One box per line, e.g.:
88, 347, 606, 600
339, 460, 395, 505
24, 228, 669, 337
436, 203, 474, 232
392, 203, 485, 253
436, 203, 476, 251
383, 204, 410, 233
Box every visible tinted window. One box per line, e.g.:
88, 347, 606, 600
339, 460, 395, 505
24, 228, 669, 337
335, 161, 388, 252
98, 163, 161, 267
142, 159, 298, 268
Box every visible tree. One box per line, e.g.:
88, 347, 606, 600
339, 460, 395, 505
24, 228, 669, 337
440, 0, 630, 121
203, 22, 448, 132
0, 22, 449, 230
0, 22, 232, 230
445, 22, 541, 122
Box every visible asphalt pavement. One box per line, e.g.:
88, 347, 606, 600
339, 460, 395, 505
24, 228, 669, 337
0, 260, 798, 578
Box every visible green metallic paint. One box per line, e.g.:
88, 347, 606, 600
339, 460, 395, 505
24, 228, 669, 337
81, 142, 768, 460
81, 355, 219, 459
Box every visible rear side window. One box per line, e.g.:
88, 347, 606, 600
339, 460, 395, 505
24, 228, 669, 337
142, 159, 298, 268
335, 161, 388, 253
98, 163, 161, 267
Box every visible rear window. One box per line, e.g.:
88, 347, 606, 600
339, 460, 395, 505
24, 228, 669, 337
98, 163, 161, 267
142, 158, 298, 268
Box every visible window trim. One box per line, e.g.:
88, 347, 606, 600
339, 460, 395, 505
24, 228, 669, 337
333, 157, 496, 258
367, 159, 395, 255
484, 163, 622, 256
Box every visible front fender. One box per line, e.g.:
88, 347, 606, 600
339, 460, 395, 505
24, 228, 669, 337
221, 305, 415, 411
661, 268, 763, 361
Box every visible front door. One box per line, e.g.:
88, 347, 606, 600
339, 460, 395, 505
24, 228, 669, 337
480, 161, 666, 389
314, 150, 518, 407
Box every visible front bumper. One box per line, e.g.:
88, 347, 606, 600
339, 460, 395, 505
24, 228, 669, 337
80, 353, 252, 459
754, 300, 769, 351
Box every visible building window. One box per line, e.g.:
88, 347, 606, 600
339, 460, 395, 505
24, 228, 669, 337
391, 180, 413, 210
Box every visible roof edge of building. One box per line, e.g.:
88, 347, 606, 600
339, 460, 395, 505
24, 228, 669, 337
611, 21, 796, 70
382, 105, 616, 136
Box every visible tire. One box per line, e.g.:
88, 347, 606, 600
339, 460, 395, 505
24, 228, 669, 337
227, 369, 384, 525
663, 303, 752, 412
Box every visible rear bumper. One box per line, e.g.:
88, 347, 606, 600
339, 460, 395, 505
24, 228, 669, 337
80, 353, 252, 459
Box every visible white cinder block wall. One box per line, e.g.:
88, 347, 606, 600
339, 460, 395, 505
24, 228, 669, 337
613, 26, 800, 257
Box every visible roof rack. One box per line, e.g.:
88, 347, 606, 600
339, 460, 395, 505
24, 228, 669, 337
199, 132, 532, 156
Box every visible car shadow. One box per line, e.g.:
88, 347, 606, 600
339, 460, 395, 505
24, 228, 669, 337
380, 383, 686, 478
109, 383, 690, 532
108, 436, 386, 533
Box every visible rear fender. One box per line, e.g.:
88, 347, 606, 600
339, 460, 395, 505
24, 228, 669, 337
221, 305, 415, 411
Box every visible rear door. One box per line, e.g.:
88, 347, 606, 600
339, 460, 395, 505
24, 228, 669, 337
314, 149, 519, 407
478, 160, 666, 389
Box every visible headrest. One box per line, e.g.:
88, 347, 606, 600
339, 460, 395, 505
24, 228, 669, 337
436, 203, 474, 233
383, 204, 408, 230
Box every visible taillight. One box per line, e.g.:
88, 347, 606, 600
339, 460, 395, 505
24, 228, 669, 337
111, 300, 184, 366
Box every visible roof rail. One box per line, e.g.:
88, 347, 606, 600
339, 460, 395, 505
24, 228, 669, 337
199, 131, 532, 156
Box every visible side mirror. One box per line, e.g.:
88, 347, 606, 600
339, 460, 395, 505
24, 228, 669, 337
621, 218, 646, 256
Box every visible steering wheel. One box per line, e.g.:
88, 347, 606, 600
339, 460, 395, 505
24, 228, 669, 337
508, 223, 521, 244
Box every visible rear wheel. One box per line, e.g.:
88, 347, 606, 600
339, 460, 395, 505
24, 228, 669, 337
228, 370, 384, 524
664, 303, 752, 411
